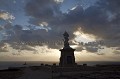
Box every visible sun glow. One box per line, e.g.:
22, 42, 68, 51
74, 31, 96, 43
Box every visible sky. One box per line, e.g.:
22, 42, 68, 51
0, 0, 120, 62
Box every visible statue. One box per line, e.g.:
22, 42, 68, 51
59, 31, 76, 67
63, 31, 70, 48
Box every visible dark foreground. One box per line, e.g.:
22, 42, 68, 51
0, 65, 120, 79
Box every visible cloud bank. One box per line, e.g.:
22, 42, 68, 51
0, 0, 120, 55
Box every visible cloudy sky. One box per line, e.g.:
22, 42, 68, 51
0, 0, 120, 61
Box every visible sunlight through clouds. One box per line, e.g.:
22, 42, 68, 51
0, 0, 120, 62
54, 0, 64, 3
0, 11, 15, 23
74, 30, 96, 43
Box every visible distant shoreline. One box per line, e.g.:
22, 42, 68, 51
0, 61, 120, 70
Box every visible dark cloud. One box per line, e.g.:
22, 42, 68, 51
25, 0, 62, 25
17, 0, 120, 52
0, 42, 8, 52
0, 0, 120, 54
116, 47, 120, 50
75, 41, 105, 55
80, 0, 120, 48
85, 47, 98, 53
2, 24, 63, 51
74, 46, 84, 52
0, 26, 3, 30
97, 0, 120, 13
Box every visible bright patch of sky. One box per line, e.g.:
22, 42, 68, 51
74, 31, 96, 43
60, 0, 98, 13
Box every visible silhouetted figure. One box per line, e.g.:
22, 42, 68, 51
59, 31, 76, 67
63, 31, 70, 48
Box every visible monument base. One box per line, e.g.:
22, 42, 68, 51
59, 47, 76, 67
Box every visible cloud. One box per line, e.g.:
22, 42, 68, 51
80, 0, 120, 48
54, 0, 64, 3
25, 0, 84, 39
0, 0, 120, 54
74, 46, 84, 52
0, 11, 15, 23
113, 51, 120, 55
0, 42, 8, 52
25, 0, 62, 24
75, 41, 104, 55
116, 47, 120, 50
2, 24, 63, 51
24, 0, 119, 52
85, 47, 98, 53
0, 25, 3, 30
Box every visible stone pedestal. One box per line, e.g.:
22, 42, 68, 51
59, 47, 76, 67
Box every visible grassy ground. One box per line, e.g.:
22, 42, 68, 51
0, 69, 24, 79
0, 65, 120, 79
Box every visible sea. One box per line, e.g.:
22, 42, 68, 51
0, 61, 120, 70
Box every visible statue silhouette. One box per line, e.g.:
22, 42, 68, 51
59, 31, 76, 67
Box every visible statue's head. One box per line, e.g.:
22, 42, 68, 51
63, 31, 69, 37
